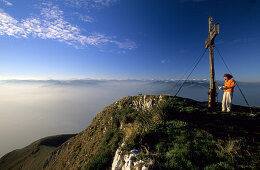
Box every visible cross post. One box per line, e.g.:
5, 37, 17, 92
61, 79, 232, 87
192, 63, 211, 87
205, 17, 219, 111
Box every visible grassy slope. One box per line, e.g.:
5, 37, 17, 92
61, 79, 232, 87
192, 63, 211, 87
1, 95, 259, 170
43, 95, 259, 170
0, 134, 75, 170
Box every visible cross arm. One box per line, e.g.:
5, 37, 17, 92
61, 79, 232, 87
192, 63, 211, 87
205, 23, 220, 48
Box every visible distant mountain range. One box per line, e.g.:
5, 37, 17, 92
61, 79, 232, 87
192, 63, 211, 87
1, 78, 259, 86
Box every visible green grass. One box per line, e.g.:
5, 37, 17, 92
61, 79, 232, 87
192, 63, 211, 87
0, 134, 75, 170
85, 123, 123, 170
108, 95, 260, 169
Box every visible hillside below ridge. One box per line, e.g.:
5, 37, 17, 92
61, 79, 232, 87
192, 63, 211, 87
1, 94, 259, 170
43, 94, 176, 169
0, 134, 76, 170
43, 94, 259, 170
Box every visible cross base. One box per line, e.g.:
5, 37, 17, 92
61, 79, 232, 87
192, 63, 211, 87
208, 87, 217, 111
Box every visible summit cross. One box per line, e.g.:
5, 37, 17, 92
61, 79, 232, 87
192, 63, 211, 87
205, 16, 219, 111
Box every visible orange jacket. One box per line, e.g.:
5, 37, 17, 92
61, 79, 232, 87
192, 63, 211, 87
224, 79, 235, 92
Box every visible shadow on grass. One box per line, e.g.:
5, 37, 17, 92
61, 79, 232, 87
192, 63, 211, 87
166, 100, 260, 141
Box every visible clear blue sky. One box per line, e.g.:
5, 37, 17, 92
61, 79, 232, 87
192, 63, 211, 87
0, 0, 259, 81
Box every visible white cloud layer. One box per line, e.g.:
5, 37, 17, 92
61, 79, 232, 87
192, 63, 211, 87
64, 0, 119, 8
74, 12, 94, 23
1, 0, 13, 6
0, 3, 136, 50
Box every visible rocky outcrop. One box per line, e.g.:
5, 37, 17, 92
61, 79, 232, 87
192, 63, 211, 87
115, 95, 166, 111
112, 146, 124, 170
112, 143, 152, 170
132, 95, 165, 111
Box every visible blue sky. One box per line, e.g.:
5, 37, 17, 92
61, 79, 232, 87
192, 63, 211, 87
0, 0, 259, 81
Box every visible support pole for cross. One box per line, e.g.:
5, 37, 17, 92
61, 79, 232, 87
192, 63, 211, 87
205, 17, 219, 111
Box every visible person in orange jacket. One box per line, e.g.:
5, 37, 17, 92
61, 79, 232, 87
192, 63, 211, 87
219, 74, 236, 112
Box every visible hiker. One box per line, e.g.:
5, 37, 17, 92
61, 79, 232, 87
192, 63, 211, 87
219, 74, 236, 112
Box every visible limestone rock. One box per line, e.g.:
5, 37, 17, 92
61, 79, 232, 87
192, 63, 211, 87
112, 144, 152, 170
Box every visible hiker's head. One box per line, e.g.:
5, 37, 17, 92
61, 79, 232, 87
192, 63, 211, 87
224, 74, 233, 80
